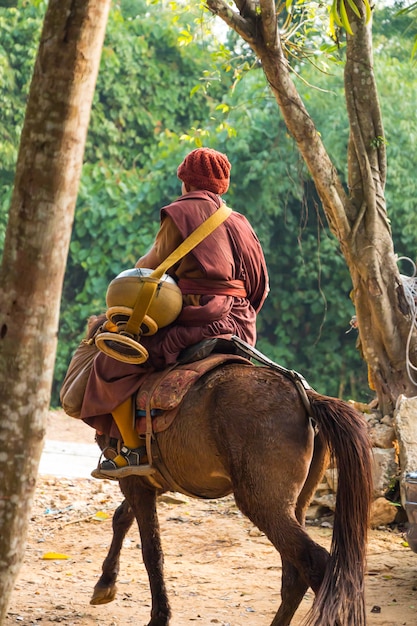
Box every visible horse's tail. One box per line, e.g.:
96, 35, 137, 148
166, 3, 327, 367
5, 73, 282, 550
303, 390, 373, 626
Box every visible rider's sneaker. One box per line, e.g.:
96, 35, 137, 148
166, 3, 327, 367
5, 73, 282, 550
91, 445, 154, 479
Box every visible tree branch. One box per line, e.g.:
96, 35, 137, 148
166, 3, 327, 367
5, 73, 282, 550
259, 0, 278, 49
234, 0, 257, 18
205, 0, 257, 44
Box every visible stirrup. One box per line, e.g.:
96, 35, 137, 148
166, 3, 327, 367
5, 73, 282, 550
91, 446, 155, 479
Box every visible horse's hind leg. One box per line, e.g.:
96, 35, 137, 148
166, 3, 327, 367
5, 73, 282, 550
254, 511, 328, 626
271, 432, 330, 625
233, 470, 329, 625
270, 533, 328, 626
120, 478, 171, 626
91, 498, 135, 605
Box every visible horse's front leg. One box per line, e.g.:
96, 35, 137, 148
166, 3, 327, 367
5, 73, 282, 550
120, 477, 171, 626
91, 498, 135, 605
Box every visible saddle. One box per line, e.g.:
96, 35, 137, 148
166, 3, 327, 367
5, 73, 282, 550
134, 336, 252, 436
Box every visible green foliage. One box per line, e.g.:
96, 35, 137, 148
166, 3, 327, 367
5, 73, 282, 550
1, 0, 416, 408
259, 201, 368, 400
328, 0, 371, 39
0, 1, 46, 179
86, 0, 226, 168
394, 0, 417, 58
0, 1, 47, 249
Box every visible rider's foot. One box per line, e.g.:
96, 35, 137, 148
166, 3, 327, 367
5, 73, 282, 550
91, 445, 154, 479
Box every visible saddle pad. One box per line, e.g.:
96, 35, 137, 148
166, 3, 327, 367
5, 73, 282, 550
135, 354, 251, 435
136, 353, 250, 412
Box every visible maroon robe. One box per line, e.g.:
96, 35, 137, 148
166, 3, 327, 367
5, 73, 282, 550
80, 190, 269, 435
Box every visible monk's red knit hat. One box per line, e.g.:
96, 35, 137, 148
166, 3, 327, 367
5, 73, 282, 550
177, 148, 231, 195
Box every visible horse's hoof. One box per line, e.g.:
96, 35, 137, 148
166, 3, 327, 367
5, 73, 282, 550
90, 584, 117, 605
148, 610, 171, 625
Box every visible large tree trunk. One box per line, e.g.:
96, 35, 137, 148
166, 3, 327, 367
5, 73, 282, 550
206, 0, 417, 414
342, 9, 417, 412
0, 1, 110, 620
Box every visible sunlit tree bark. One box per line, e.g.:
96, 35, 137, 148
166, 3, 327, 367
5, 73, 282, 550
0, 0, 111, 620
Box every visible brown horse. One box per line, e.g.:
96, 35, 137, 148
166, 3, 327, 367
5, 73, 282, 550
88, 337, 373, 626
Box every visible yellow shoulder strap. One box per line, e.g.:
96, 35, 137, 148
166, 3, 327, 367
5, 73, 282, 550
151, 202, 232, 279
124, 203, 232, 337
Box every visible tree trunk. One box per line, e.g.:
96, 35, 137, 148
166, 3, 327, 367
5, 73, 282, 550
206, 0, 417, 414
342, 10, 417, 413
0, 1, 110, 621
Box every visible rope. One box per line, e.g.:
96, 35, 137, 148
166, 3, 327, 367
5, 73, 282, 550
398, 256, 417, 386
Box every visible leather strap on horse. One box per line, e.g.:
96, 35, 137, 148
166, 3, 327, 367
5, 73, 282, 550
124, 202, 232, 338
143, 363, 178, 469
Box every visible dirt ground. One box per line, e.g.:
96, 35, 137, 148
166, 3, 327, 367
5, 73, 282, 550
6, 411, 417, 626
